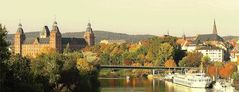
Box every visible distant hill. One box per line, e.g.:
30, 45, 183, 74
7, 31, 238, 44
7, 30, 155, 44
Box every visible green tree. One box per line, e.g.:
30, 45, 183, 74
155, 43, 174, 65
231, 72, 239, 80
0, 24, 9, 92
0, 24, 10, 61
99, 53, 110, 65
4, 55, 46, 92
63, 43, 71, 54
145, 48, 154, 61
201, 56, 211, 67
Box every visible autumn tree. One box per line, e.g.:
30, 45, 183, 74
179, 51, 203, 67
99, 53, 110, 65
219, 62, 237, 79
164, 59, 177, 68
155, 43, 174, 66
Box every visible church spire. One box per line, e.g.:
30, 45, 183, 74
213, 19, 217, 34
182, 32, 186, 40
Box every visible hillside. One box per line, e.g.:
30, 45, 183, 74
7, 31, 155, 44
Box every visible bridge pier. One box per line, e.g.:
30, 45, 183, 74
152, 69, 155, 75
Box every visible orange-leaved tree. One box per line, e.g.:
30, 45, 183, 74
164, 59, 177, 68
219, 62, 237, 79
207, 65, 217, 77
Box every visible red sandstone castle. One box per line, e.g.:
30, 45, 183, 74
13, 21, 95, 57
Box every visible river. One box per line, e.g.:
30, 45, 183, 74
99, 78, 213, 92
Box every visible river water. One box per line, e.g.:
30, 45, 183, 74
99, 78, 213, 92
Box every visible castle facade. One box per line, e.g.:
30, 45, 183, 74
13, 21, 95, 57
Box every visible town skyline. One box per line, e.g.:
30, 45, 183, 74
0, 0, 239, 36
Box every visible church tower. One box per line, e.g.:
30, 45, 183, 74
182, 32, 186, 40
213, 19, 218, 34
14, 23, 25, 55
50, 21, 62, 51
84, 22, 95, 46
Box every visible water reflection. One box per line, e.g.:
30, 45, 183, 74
100, 78, 213, 92
164, 81, 212, 92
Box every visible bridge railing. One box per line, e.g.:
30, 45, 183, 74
100, 65, 195, 70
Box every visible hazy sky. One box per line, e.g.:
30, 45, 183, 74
0, 0, 239, 36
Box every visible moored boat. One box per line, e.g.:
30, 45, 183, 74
173, 72, 212, 88
213, 80, 236, 92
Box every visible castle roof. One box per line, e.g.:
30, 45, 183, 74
62, 38, 86, 45
21, 34, 86, 45
23, 36, 50, 44
197, 46, 222, 50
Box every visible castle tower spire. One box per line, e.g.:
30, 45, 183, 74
213, 19, 217, 34
50, 21, 62, 52
84, 22, 95, 46
14, 23, 25, 55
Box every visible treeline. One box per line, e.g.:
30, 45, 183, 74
84, 36, 185, 67
0, 25, 100, 92
84, 35, 239, 79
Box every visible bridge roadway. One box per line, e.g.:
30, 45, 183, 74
100, 65, 195, 70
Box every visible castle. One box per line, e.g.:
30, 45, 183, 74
13, 21, 95, 57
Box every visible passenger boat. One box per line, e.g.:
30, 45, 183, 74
213, 80, 236, 92
173, 72, 212, 88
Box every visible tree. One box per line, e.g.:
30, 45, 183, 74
99, 53, 110, 65
219, 62, 237, 79
155, 43, 174, 65
63, 43, 71, 53
207, 65, 217, 77
201, 56, 211, 66
145, 49, 154, 61
3, 55, 46, 92
178, 51, 203, 67
0, 24, 10, 61
76, 58, 94, 77
164, 59, 177, 68
232, 72, 239, 80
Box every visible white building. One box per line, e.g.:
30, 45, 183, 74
100, 39, 126, 45
197, 46, 224, 62
230, 46, 239, 62
185, 44, 197, 52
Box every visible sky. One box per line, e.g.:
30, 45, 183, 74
0, 0, 239, 36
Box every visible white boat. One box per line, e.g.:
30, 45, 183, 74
164, 73, 175, 80
173, 72, 212, 88
213, 80, 236, 92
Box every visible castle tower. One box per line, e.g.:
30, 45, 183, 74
40, 26, 50, 38
84, 22, 95, 46
14, 23, 25, 55
213, 19, 218, 34
50, 21, 62, 51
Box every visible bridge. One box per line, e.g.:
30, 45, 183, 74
100, 65, 196, 74
100, 65, 195, 70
